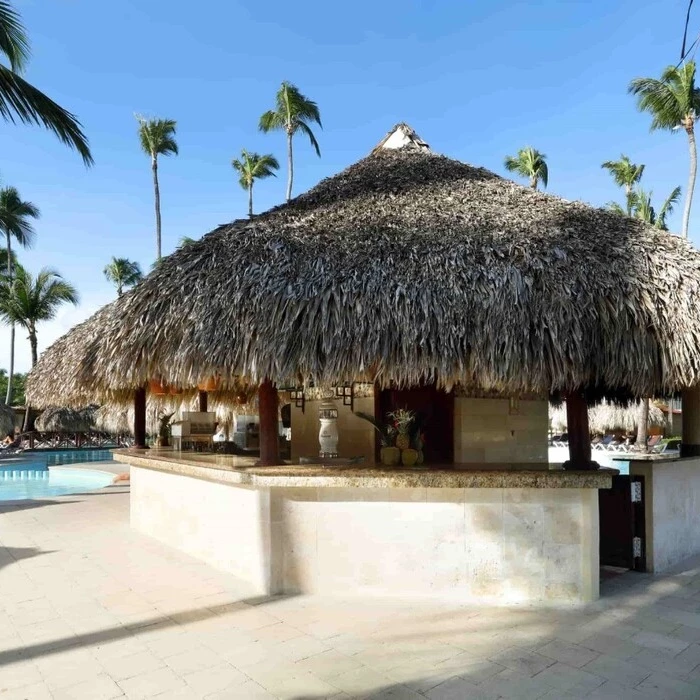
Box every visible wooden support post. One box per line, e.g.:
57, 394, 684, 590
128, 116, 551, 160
198, 390, 208, 413
258, 379, 279, 466
134, 386, 147, 449
682, 385, 700, 457
563, 392, 596, 470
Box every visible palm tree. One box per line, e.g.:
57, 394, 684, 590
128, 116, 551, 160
136, 116, 178, 260
259, 82, 321, 202
601, 155, 645, 215
0, 186, 38, 405
631, 186, 682, 230
0, 2, 91, 164
232, 149, 279, 217
103, 257, 143, 297
629, 61, 700, 238
0, 266, 78, 367
503, 147, 549, 190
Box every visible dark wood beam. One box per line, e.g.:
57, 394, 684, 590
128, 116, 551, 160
563, 392, 596, 470
258, 379, 280, 466
198, 390, 208, 413
134, 386, 147, 449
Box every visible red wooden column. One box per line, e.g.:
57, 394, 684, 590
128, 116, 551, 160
134, 386, 147, 449
564, 392, 596, 470
198, 390, 208, 413
682, 386, 700, 457
258, 379, 280, 466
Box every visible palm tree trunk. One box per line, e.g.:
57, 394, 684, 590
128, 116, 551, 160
22, 328, 37, 431
530, 177, 537, 190
636, 399, 649, 452
152, 156, 162, 259
5, 233, 13, 405
117, 280, 123, 297
286, 131, 294, 202
248, 182, 254, 218
683, 126, 697, 239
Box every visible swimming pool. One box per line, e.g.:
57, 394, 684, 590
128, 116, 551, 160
30, 449, 115, 466
0, 465, 114, 501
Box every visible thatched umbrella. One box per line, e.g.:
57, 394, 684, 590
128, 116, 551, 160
25, 123, 700, 465
550, 400, 665, 434
0, 404, 14, 437
35, 406, 94, 432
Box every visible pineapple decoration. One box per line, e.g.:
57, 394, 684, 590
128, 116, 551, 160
389, 409, 419, 466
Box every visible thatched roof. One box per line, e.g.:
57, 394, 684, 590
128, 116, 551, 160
35, 406, 95, 432
550, 400, 665, 434
26, 123, 700, 406
0, 404, 14, 436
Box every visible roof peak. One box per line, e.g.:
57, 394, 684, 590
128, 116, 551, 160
371, 123, 430, 154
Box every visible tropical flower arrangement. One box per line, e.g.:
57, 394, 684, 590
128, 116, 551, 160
355, 408, 425, 467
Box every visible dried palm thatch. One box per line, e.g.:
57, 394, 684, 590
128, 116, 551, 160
550, 400, 665, 434
35, 406, 94, 432
0, 404, 14, 436
26, 123, 700, 407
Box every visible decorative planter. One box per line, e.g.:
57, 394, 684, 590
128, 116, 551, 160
380, 446, 401, 466
401, 448, 419, 467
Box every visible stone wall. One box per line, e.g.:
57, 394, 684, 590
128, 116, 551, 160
130, 464, 600, 603
454, 398, 548, 463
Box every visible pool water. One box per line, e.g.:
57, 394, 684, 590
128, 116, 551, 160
37, 449, 114, 466
0, 464, 114, 500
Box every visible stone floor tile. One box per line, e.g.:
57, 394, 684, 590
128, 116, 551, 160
326, 666, 397, 697
579, 632, 646, 660
254, 669, 341, 699
51, 674, 124, 700
425, 676, 499, 700
537, 638, 599, 668
0, 681, 54, 699
365, 685, 426, 699
629, 647, 700, 676
579, 680, 664, 699
205, 679, 277, 699
182, 662, 249, 695
0, 660, 43, 691
99, 651, 166, 682
583, 654, 652, 688
294, 648, 365, 680
533, 661, 605, 694
163, 645, 222, 675
630, 630, 690, 655
479, 668, 553, 700
489, 647, 556, 676
636, 671, 700, 698
116, 667, 186, 699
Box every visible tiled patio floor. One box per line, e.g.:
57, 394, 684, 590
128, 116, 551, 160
3, 487, 700, 699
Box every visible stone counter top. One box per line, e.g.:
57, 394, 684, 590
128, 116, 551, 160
114, 449, 615, 489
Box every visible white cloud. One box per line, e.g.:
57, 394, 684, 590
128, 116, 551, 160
0, 292, 114, 375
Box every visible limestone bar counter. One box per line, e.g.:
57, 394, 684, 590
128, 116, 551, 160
115, 450, 614, 604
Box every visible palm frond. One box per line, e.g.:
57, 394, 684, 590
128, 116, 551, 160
0, 65, 92, 165
656, 185, 682, 230
136, 116, 178, 158
0, 1, 29, 72
259, 109, 285, 133
297, 121, 321, 157
0, 186, 39, 248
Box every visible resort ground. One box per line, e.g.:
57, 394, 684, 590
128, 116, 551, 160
3, 488, 700, 699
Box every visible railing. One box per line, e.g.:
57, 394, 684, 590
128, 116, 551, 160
18, 431, 133, 450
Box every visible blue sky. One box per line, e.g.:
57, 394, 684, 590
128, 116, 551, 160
1, 0, 697, 371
